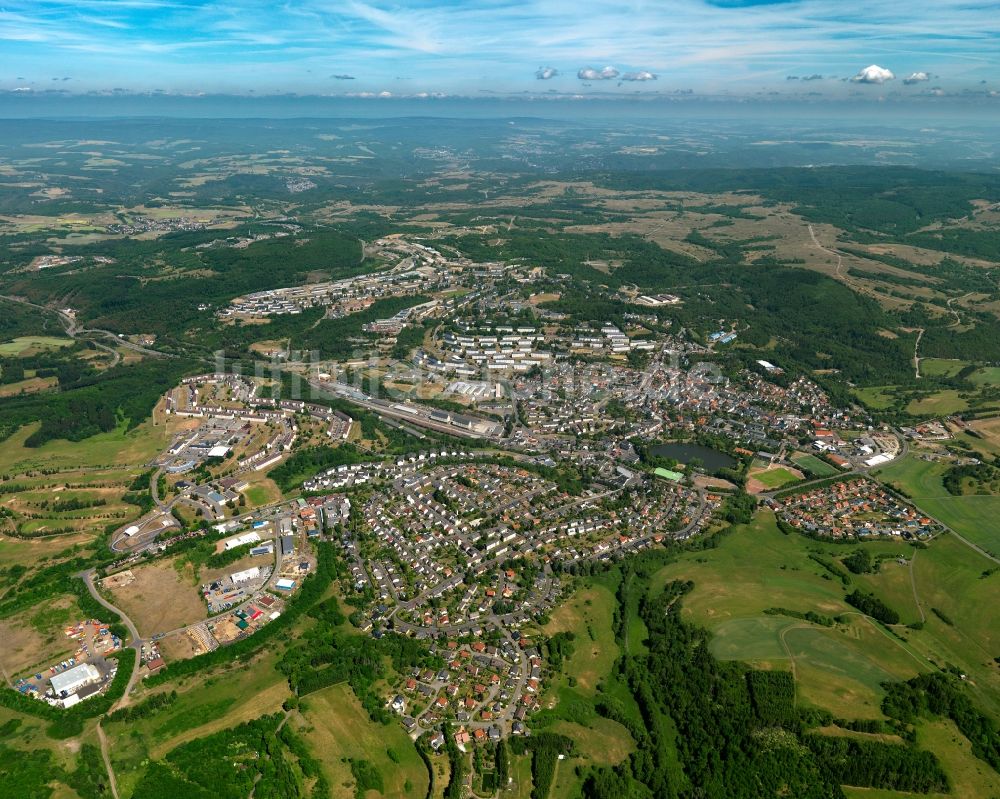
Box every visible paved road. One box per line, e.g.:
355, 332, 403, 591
79, 570, 143, 709
0, 293, 175, 360
149, 468, 167, 509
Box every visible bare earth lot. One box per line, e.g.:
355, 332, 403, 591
0, 595, 81, 678
106, 560, 208, 637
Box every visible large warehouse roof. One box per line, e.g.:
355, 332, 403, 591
50, 663, 100, 696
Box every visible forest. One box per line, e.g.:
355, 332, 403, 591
4, 229, 365, 348
0, 356, 191, 446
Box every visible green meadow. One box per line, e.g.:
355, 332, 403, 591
650, 513, 1000, 720
876, 454, 1000, 556
0, 336, 73, 357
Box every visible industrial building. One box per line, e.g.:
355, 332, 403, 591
231, 566, 261, 584
50, 662, 101, 698
223, 531, 261, 550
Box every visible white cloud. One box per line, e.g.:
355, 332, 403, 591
903, 71, 929, 85
535, 66, 558, 80
621, 70, 656, 81
577, 66, 619, 80
851, 64, 894, 84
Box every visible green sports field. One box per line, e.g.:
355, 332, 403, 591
791, 452, 840, 478
751, 466, 801, 489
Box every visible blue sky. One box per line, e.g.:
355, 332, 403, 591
2, 0, 999, 99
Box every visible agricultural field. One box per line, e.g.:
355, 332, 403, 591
0, 376, 59, 398
297, 682, 428, 798
964, 418, 1000, 458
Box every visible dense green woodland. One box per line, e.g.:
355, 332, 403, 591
0, 298, 59, 339
0, 357, 190, 446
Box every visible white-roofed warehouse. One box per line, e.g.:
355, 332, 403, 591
50, 663, 101, 697
231, 566, 261, 584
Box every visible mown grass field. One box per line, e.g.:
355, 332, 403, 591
969, 367, 1000, 386
906, 390, 969, 416
0, 416, 178, 559
242, 473, 283, 508
0, 531, 93, 570
537, 578, 643, 790
919, 358, 968, 378
751, 466, 801, 489
642, 509, 1000, 796
854, 386, 897, 410
542, 583, 619, 696
0, 418, 169, 476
